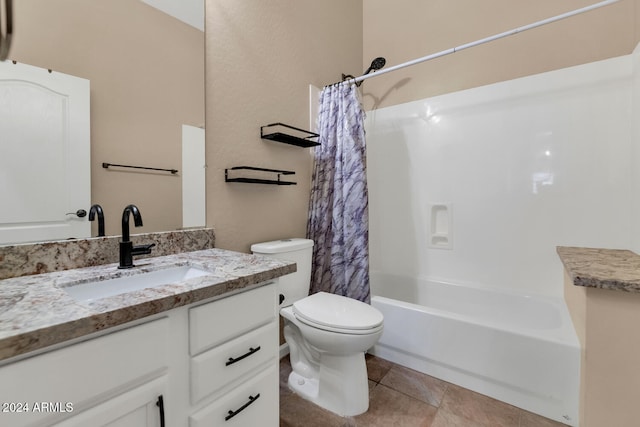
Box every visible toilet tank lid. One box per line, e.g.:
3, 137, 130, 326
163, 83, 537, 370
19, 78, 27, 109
251, 238, 314, 254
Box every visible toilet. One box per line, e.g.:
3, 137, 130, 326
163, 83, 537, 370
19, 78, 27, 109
251, 238, 384, 416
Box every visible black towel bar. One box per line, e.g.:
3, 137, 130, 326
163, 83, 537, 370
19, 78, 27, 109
102, 162, 178, 174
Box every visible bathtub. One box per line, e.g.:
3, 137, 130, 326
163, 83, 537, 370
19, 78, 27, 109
369, 274, 580, 426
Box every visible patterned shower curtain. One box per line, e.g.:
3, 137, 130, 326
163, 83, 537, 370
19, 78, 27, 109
306, 83, 370, 303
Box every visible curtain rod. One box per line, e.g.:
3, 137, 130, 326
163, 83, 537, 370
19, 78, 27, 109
341, 0, 621, 86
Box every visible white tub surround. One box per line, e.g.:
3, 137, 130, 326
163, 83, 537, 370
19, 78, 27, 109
370, 275, 580, 425
366, 53, 634, 298
364, 40, 640, 427
560, 246, 640, 427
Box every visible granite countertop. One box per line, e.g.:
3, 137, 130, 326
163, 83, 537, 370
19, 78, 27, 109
0, 248, 295, 362
557, 246, 640, 292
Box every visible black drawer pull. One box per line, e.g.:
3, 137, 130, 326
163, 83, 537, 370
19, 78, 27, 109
156, 395, 165, 427
226, 346, 261, 366
225, 393, 260, 421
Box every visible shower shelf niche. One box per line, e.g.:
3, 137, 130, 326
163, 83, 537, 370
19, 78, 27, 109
225, 166, 297, 185
261, 123, 320, 148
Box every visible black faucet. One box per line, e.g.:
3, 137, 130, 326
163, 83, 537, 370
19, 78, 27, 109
118, 204, 156, 269
88, 204, 105, 237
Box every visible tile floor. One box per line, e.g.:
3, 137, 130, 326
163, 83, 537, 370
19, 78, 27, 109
279, 354, 570, 427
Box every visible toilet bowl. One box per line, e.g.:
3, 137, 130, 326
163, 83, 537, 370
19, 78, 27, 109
281, 293, 383, 416
251, 239, 384, 416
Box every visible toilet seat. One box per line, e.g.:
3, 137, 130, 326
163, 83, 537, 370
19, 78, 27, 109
292, 292, 383, 334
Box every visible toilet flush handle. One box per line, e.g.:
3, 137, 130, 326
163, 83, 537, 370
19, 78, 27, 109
279, 294, 285, 304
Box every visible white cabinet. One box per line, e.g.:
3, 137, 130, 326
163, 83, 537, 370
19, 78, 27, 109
188, 283, 279, 425
52, 377, 167, 427
189, 284, 276, 355
0, 281, 279, 427
190, 322, 278, 404
189, 365, 278, 427
0, 317, 169, 427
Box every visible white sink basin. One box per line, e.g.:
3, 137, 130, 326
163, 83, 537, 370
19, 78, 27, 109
64, 265, 212, 302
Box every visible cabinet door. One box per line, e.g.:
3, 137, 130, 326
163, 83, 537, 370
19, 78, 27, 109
53, 377, 167, 427
0, 317, 169, 427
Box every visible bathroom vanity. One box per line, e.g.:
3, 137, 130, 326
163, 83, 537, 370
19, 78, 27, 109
0, 247, 295, 427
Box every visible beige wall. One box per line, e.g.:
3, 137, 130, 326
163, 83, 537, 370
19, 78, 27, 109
362, 0, 640, 110
8, 1, 636, 247
205, 0, 363, 252
10, 0, 204, 237
10, 2, 635, 248
564, 274, 640, 427
563, 273, 588, 425
206, 1, 639, 252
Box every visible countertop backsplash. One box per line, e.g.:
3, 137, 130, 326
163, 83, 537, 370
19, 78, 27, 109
0, 228, 215, 280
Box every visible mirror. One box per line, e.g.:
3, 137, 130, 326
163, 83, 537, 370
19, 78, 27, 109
2, 0, 204, 244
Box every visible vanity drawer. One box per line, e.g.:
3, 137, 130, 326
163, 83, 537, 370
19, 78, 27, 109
190, 321, 277, 404
189, 364, 278, 427
189, 282, 276, 355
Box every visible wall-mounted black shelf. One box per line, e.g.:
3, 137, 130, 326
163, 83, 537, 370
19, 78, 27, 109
261, 123, 320, 148
225, 166, 296, 185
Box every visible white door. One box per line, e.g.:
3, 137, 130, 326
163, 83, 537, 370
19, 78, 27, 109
182, 124, 206, 228
0, 61, 91, 244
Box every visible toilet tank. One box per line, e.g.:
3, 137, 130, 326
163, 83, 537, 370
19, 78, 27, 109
251, 238, 313, 307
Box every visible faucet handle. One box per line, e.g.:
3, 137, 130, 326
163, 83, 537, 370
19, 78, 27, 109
132, 243, 156, 256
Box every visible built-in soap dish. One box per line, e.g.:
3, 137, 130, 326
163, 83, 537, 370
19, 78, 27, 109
428, 203, 453, 250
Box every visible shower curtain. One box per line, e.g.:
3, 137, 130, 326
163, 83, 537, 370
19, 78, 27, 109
307, 83, 370, 303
